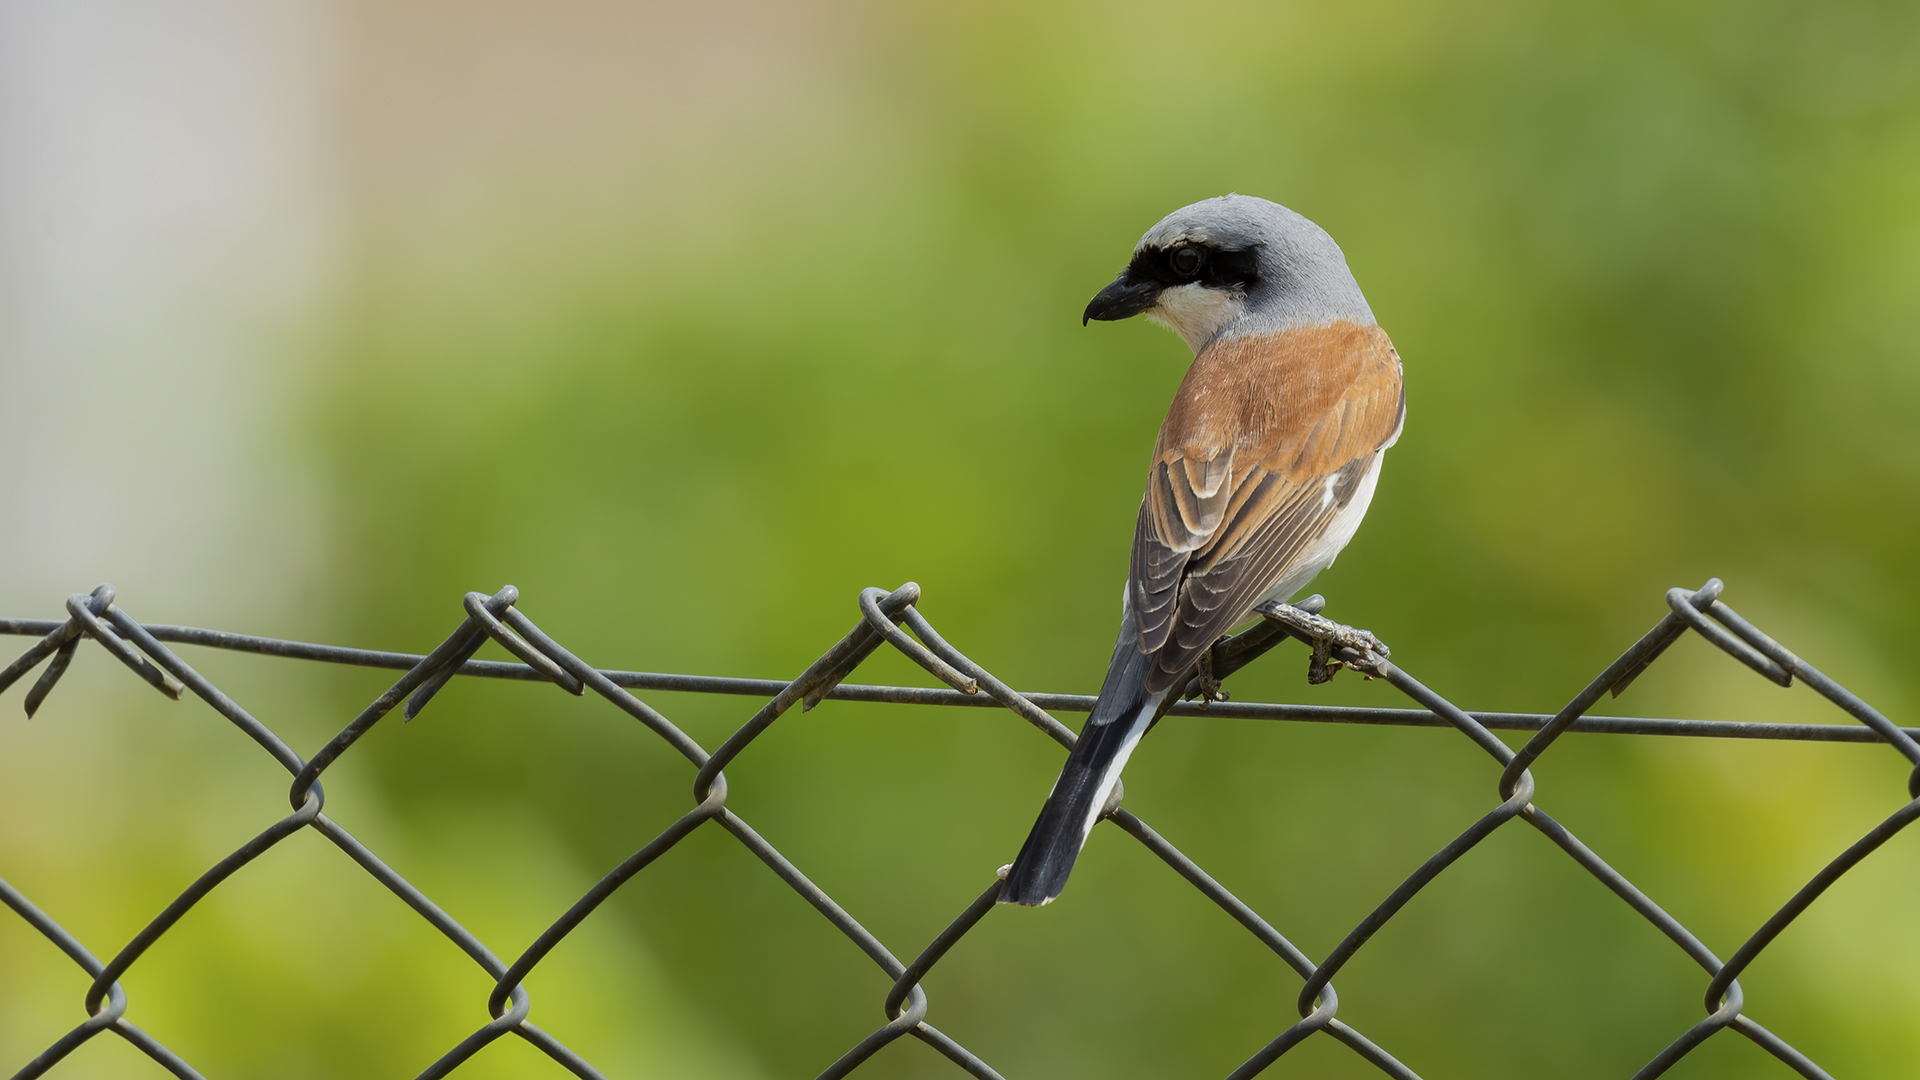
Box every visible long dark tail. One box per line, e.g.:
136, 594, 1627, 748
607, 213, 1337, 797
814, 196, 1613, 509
1000, 643, 1164, 906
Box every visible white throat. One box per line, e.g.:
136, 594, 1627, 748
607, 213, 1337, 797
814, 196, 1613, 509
1145, 283, 1248, 354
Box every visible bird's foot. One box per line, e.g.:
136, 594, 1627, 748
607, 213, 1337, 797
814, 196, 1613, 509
1191, 647, 1231, 707
1252, 600, 1391, 684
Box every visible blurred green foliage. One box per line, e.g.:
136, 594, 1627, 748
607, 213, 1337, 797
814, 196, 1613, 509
6, 0, 1920, 1077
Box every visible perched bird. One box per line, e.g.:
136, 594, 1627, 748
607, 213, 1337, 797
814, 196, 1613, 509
999, 194, 1404, 906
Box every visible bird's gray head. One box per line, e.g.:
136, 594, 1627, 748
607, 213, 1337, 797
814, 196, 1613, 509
1083, 194, 1375, 354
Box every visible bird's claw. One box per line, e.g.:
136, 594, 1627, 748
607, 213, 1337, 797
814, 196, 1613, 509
1253, 600, 1391, 684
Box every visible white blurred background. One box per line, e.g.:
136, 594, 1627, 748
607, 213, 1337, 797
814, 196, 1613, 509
0, 0, 338, 625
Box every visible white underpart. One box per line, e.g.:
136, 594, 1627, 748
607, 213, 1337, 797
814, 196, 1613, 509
1272, 403, 1403, 602
1257, 449, 1387, 608
1147, 282, 1248, 354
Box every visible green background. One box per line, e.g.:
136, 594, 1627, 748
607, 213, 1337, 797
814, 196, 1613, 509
4, 1, 1919, 1077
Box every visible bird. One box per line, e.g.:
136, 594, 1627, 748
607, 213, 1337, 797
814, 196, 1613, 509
998, 194, 1404, 906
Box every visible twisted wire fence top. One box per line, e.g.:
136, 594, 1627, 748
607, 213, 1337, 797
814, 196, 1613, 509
2, 575, 1915, 1079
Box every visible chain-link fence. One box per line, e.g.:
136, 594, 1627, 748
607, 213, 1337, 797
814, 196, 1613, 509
3, 576, 1915, 1080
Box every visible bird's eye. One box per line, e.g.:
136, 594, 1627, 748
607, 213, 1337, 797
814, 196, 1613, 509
1170, 246, 1204, 277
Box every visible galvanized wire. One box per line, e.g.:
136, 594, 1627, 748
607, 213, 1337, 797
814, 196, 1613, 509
1, 575, 1913, 1079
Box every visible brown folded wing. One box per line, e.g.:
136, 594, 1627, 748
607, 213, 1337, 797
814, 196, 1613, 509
1129, 320, 1405, 694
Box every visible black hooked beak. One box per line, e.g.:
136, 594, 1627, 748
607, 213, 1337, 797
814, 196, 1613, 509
1082, 271, 1161, 325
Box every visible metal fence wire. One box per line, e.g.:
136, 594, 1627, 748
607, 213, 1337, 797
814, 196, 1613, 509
3, 576, 1918, 1080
